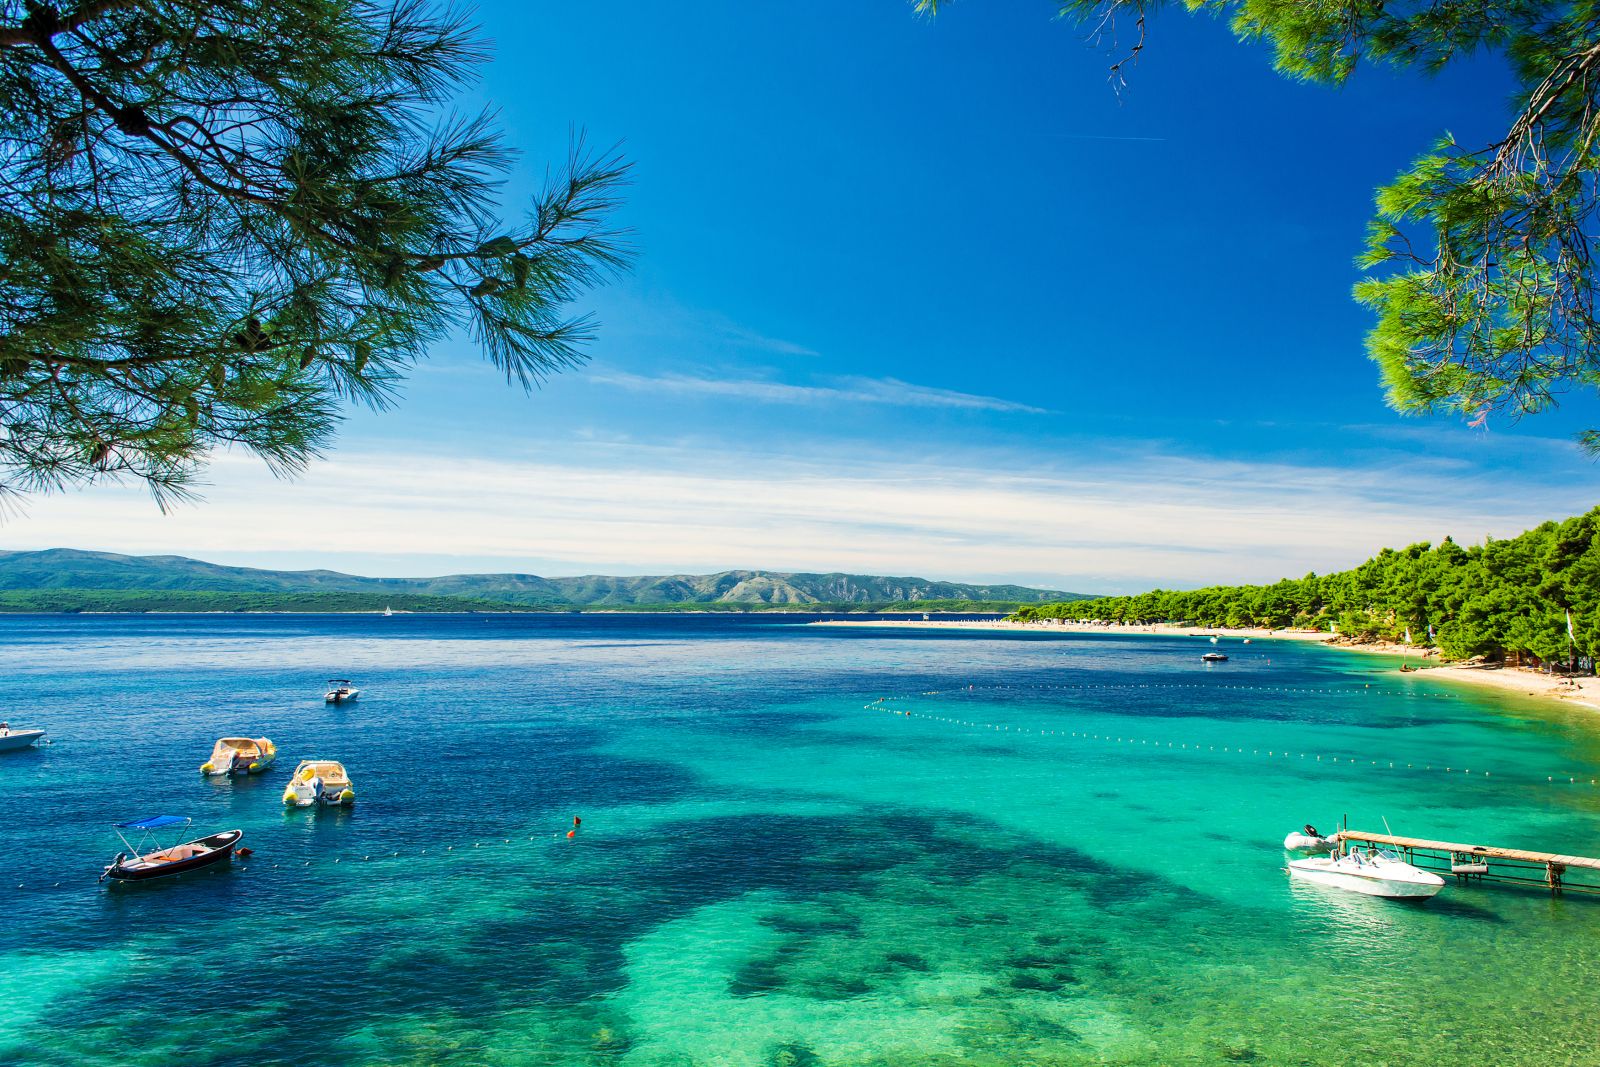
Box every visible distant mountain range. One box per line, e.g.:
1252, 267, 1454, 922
0, 549, 1084, 610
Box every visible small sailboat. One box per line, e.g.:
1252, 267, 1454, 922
0, 723, 45, 752
101, 817, 242, 883
383, 605, 394, 617
283, 760, 356, 808
324, 679, 360, 704
1287, 847, 1445, 900
200, 737, 276, 776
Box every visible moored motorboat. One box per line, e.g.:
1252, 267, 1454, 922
1287, 847, 1445, 899
101, 817, 242, 882
283, 760, 356, 807
1201, 652, 1228, 662
324, 679, 360, 704
0, 723, 45, 752
200, 736, 276, 776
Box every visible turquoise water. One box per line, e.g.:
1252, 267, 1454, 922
3, 615, 1599, 1065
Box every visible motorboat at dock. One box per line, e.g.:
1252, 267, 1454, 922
200, 737, 276, 776
1287, 846, 1445, 899
283, 760, 356, 808
101, 816, 242, 883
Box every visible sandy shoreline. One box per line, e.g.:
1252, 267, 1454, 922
810, 618, 1600, 711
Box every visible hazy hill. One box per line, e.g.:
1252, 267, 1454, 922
0, 549, 1082, 608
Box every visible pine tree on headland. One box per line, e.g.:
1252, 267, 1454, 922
0, 0, 631, 505
1015, 507, 1600, 670
919, 1, 1600, 455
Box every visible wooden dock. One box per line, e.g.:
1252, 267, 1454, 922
1335, 829, 1600, 896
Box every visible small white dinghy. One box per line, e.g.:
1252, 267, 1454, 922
1288, 847, 1445, 900
1283, 824, 1338, 852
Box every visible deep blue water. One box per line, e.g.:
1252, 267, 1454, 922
3, 614, 1599, 1065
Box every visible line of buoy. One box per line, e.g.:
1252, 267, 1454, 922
10, 817, 590, 894
894, 681, 1458, 700
864, 698, 1594, 788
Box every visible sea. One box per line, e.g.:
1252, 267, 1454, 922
2, 613, 1598, 1066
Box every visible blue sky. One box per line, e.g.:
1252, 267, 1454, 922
14, 1, 1600, 592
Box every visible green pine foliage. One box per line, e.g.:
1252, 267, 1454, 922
1012, 507, 1600, 667
0, 1, 630, 504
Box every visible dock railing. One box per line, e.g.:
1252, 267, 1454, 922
1334, 830, 1600, 897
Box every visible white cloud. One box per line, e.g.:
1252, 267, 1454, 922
591, 370, 1048, 414
5, 438, 1592, 594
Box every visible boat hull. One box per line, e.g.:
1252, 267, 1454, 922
203, 753, 276, 776
0, 730, 44, 752
105, 830, 243, 882
1287, 858, 1444, 899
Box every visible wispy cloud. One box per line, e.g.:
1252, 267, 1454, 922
10, 437, 1594, 593
600, 292, 819, 357
1053, 134, 1168, 143
591, 370, 1048, 414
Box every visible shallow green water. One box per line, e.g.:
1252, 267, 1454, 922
2, 615, 1597, 1065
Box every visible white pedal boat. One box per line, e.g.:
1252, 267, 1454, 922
282, 760, 356, 808
1287, 848, 1445, 899
200, 737, 276, 776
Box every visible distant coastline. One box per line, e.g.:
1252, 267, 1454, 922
810, 618, 1600, 711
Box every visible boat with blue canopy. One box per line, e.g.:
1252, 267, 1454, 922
101, 816, 243, 883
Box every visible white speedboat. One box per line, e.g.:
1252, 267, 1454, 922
283, 760, 356, 808
324, 679, 360, 704
1282, 824, 1337, 852
1287, 848, 1445, 899
1201, 652, 1228, 662
0, 726, 45, 752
